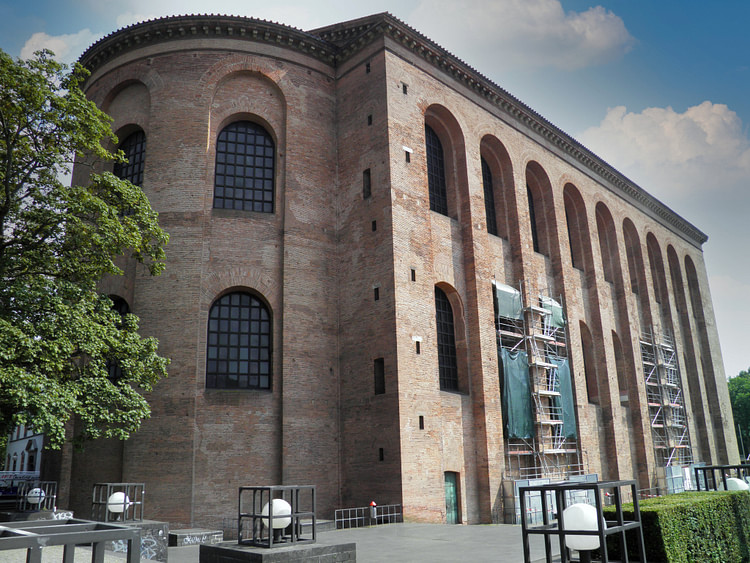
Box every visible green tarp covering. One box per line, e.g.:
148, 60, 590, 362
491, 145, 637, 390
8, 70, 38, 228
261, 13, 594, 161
551, 358, 577, 439
500, 348, 533, 439
494, 282, 523, 320
540, 296, 565, 328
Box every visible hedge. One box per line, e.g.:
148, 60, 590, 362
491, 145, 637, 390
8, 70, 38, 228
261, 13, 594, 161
601, 491, 750, 562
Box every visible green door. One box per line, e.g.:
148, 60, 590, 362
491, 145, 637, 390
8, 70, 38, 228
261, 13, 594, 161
444, 472, 459, 524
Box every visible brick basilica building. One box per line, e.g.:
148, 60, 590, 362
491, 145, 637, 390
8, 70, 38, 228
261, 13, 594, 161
47, 13, 738, 527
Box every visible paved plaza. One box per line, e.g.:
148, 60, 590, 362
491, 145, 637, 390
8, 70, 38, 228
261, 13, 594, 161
1, 522, 561, 562
172, 522, 560, 563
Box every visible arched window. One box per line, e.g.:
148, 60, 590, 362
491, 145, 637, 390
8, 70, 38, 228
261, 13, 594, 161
527, 186, 540, 253
481, 157, 498, 236
107, 296, 130, 381
425, 124, 448, 216
214, 121, 275, 212
207, 292, 271, 390
113, 130, 146, 186
580, 321, 598, 403
435, 286, 458, 391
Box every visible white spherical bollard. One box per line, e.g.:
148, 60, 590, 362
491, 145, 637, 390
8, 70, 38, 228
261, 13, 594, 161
107, 492, 131, 513
726, 477, 749, 491
562, 503, 604, 552
261, 498, 292, 529
26, 488, 45, 505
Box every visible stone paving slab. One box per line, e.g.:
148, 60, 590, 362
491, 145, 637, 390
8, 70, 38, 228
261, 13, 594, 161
168, 523, 559, 563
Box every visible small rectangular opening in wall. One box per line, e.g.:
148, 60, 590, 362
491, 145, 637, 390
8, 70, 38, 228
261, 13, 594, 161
419, 415, 424, 430
374, 358, 385, 395
363, 168, 371, 199
416, 341, 421, 354
373, 287, 380, 301
402, 82, 408, 94
372, 220, 377, 232
366, 62, 371, 73
403, 146, 412, 163
379, 448, 384, 461
367, 114, 373, 126
410, 268, 416, 281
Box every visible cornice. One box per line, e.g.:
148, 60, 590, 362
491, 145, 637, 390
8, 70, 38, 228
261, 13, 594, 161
327, 15, 708, 246
78, 14, 338, 72
79, 13, 707, 246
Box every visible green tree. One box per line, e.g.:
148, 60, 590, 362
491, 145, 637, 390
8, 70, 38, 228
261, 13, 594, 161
0, 49, 169, 448
728, 368, 750, 460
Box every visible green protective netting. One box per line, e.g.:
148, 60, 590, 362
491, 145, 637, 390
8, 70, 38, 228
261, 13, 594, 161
494, 282, 523, 320
540, 296, 566, 328
500, 348, 533, 439
551, 358, 577, 439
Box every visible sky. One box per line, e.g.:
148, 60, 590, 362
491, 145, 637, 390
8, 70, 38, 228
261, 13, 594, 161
1, 0, 748, 378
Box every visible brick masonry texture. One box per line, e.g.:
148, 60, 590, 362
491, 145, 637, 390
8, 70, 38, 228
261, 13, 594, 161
50, 14, 739, 527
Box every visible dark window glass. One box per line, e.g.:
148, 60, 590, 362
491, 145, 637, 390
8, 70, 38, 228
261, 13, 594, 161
527, 185, 540, 253
214, 121, 275, 213
435, 287, 458, 391
206, 292, 272, 389
481, 157, 498, 236
374, 358, 385, 395
363, 168, 372, 199
113, 131, 146, 186
107, 296, 130, 381
425, 125, 448, 215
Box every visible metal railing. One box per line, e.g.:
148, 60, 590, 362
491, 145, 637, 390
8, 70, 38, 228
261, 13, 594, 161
334, 503, 402, 529
0, 518, 140, 563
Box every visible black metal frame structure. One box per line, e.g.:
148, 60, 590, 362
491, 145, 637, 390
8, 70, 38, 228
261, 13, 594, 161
238, 485, 316, 548
16, 481, 57, 512
91, 482, 145, 523
694, 464, 750, 491
520, 479, 646, 563
0, 518, 140, 563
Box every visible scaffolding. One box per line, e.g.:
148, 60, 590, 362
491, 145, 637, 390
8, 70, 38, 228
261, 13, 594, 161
495, 282, 585, 481
639, 328, 693, 467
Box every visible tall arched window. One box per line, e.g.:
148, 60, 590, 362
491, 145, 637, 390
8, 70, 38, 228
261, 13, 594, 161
107, 296, 130, 381
425, 124, 448, 216
207, 292, 271, 390
113, 130, 146, 186
527, 186, 540, 253
435, 286, 458, 391
481, 157, 498, 236
214, 121, 275, 212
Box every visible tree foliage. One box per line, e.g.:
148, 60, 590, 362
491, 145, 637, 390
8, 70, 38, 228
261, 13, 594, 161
0, 49, 169, 448
728, 368, 750, 459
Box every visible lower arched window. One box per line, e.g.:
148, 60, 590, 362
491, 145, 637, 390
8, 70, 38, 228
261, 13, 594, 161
206, 291, 271, 390
435, 286, 458, 391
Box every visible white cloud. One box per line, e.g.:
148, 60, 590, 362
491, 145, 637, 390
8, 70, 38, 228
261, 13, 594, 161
409, 0, 635, 71
20, 29, 103, 64
578, 101, 750, 198
580, 101, 750, 381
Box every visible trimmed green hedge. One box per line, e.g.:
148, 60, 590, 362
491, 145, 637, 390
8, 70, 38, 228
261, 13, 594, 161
602, 491, 750, 562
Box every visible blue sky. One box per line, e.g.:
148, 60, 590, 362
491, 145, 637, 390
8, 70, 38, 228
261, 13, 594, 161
2, 0, 749, 378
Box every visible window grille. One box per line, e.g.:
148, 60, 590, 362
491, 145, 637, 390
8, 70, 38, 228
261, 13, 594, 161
214, 121, 275, 213
207, 292, 271, 389
425, 125, 448, 215
435, 287, 458, 390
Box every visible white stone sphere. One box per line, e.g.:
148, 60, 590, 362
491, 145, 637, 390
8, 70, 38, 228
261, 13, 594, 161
26, 488, 45, 505
726, 477, 749, 491
562, 503, 603, 552
261, 498, 292, 529
107, 492, 130, 513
